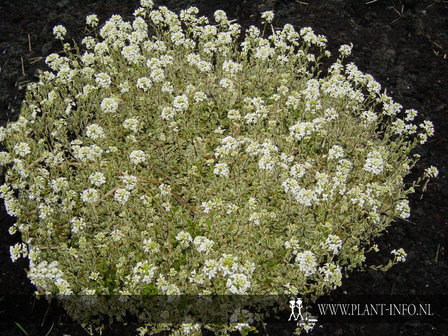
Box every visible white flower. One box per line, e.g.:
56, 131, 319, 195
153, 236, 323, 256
248, 197, 257, 209
123, 118, 140, 133
119, 81, 130, 93
420, 120, 434, 137
339, 43, 353, 58
143, 238, 159, 253
404, 109, 418, 122
214, 162, 230, 177
219, 78, 234, 90
161, 82, 173, 94
82, 36, 96, 49
95, 72, 112, 88
73, 144, 103, 162
227, 109, 241, 121
319, 263, 342, 288
254, 45, 273, 61
194, 91, 207, 103
150, 68, 165, 82
161, 107, 175, 120
14, 142, 31, 157
391, 248, 407, 262
71, 217, 86, 234
203, 259, 219, 279
197, 60, 212, 72
193, 236, 214, 254
122, 45, 143, 64
120, 174, 137, 190
226, 273, 251, 294
86, 124, 105, 140
324, 235, 342, 255
53, 25, 67, 40
361, 110, 377, 124
82, 188, 99, 204
219, 254, 238, 276
222, 60, 242, 76
424, 166, 438, 178
395, 199, 410, 219
136, 77, 152, 91
175, 230, 192, 247
51, 177, 69, 193
38, 204, 53, 220
0, 152, 10, 165
10, 243, 28, 262
132, 261, 156, 284
158, 183, 171, 196
189, 269, 206, 285
214, 10, 228, 24
261, 11, 274, 24
129, 150, 146, 165
89, 172, 106, 187
363, 150, 384, 175
114, 188, 131, 204
100, 97, 118, 113
86, 14, 99, 27
0, 126, 6, 142
295, 250, 317, 277
328, 145, 344, 160
140, 0, 154, 9
173, 94, 189, 111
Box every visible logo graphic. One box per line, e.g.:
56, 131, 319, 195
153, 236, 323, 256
288, 297, 318, 331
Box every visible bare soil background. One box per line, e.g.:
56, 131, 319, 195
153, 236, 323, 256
0, 0, 447, 335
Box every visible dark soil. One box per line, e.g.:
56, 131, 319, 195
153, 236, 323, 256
1, 0, 447, 335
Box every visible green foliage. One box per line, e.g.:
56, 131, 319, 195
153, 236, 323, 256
0, 1, 437, 335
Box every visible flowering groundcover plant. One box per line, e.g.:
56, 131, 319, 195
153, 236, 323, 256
0, 0, 438, 335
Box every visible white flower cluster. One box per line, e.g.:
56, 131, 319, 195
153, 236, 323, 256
193, 236, 214, 254
86, 14, 99, 27
328, 145, 344, 161
391, 248, 407, 263
10, 242, 28, 262
86, 124, 105, 140
114, 188, 131, 204
130, 261, 157, 284
242, 97, 268, 124
129, 150, 146, 165
261, 11, 274, 24
73, 144, 103, 162
14, 142, 30, 157
89, 172, 106, 187
70, 217, 86, 234
82, 188, 99, 204
395, 199, 410, 219
319, 262, 342, 289
51, 177, 69, 193
53, 25, 67, 40
28, 260, 72, 294
158, 183, 171, 196
175, 230, 193, 248
100, 97, 119, 113
339, 43, 353, 58
424, 166, 438, 178
323, 234, 343, 255
295, 250, 317, 277
226, 273, 251, 294
0, 4, 437, 334
95, 72, 112, 88
214, 162, 230, 177
363, 150, 384, 175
